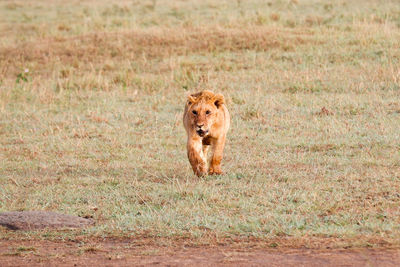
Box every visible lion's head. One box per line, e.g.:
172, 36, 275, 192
185, 90, 225, 137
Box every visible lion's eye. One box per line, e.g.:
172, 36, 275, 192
192, 110, 197, 115
206, 110, 211, 115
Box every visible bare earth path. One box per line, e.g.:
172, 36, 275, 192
1, 240, 399, 266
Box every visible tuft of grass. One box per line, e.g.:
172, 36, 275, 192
78, 245, 103, 255
16, 246, 36, 252
3, 246, 38, 257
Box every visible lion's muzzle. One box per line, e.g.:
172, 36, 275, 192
196, 129, 208, 137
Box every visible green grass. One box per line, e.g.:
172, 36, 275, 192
1, 0, 400, 246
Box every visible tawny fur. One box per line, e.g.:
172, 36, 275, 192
183, 90, 230, 176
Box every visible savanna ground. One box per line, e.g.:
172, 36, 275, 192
1, 0, 400, 265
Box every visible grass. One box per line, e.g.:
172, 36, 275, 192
1, 246, 37, 257
1, 0, 400, 247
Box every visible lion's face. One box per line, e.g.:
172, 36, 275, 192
185, 91, 225, 137
188, 102, 218, 137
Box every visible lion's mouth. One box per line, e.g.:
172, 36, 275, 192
196, 129, 208, 137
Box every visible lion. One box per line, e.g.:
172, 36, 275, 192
183, 90, 230, 176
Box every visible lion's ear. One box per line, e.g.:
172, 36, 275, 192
213, 94, 225, 108
187, 95, 196, 105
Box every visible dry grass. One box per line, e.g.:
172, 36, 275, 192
1, 0, 400, 247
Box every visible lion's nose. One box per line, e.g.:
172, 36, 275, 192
197, 124, 204, 128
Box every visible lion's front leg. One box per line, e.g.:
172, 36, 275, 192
187, 138, 207, 176
209, 136, 226, 175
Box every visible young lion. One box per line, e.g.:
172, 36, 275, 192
183, 90, 230, 176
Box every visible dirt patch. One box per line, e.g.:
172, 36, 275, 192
0, 26, 320, 78
0, 211, 94, 230
0, 239, 399, 266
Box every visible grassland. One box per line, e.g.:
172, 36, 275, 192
1, 0, 400, 247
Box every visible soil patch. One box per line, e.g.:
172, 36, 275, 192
0, 211, 94, 230
0, 239, 399, 266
